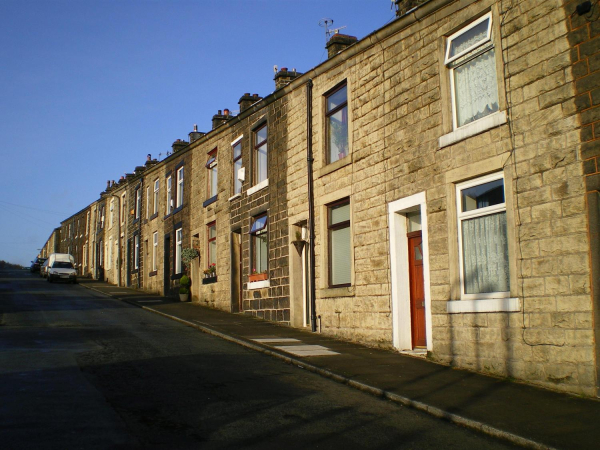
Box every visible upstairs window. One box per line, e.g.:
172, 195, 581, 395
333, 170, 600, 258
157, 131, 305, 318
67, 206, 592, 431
206, 149, 218, 199
254, 124, 268, 185
166, 175, 172, 215
176, 167, 184, 208
121, 193, 126, 225
232, 138, 242, 195
152, 232, 158, 272
134, 188, 141, 220
326, 84, 348, 164
445, 12, 499, 129
153, 179, 159, 215
109, 199, 114, 228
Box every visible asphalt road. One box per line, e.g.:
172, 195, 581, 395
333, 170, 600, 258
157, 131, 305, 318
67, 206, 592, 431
0, 269, 518, 449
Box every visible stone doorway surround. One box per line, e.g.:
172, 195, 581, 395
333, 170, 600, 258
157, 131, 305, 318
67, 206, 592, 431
388, 192, 433, 351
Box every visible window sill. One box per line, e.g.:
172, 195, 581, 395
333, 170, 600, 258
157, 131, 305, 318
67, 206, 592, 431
439, 111, 507, 148
447, 297, 520, 314
203, 195, 218, 208
321, 286, 354, 298
228, 193, 241, 202
247, 179, 269, 196
149, 271, 157, 277
318, 154, 351, 178
149, 213, 158, 221
248, 279, 270, 290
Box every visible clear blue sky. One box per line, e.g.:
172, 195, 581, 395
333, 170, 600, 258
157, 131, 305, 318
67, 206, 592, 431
0, 0, 395, 266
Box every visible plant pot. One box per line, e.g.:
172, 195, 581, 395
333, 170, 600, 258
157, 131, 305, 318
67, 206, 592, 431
179, 293, 189, 302
249, 272, 268, 282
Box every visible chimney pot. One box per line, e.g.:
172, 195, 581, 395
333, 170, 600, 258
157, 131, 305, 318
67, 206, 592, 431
193, 124, 198, 132
224, 108, 229, 116
218, 109, 222, 115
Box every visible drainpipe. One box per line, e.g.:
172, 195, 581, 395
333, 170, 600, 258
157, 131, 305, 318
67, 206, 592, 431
306, 79, 317, 332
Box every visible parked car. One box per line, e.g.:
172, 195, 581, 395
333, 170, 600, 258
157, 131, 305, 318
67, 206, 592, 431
47, 261, 77, 284
30, 257, 47, 273
40, 259, 50, 278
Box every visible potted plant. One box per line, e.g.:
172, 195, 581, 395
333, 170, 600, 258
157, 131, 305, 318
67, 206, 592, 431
202, 263, 217, 284
179, 274, 190, 301
181, 248, 199, 273
249, 269, 268, 282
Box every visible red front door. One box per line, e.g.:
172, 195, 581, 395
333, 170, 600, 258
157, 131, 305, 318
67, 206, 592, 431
407, 231, 426, 348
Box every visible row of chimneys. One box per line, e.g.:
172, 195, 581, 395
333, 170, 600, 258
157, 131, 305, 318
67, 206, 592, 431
104, 33, 359, 194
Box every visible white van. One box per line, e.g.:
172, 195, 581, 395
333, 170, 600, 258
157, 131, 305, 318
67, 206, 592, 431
45, 253, 77, 283
46, 253, 75, 269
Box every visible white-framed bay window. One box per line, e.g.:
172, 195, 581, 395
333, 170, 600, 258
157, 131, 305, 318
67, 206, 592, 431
456, 172, 509, 300
445, 12, 499, 130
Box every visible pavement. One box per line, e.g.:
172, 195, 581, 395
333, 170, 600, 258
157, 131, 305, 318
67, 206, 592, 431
78, 278, 600, 450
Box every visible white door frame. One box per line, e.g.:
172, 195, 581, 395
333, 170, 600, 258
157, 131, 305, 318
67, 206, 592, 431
388, 192, 433, 351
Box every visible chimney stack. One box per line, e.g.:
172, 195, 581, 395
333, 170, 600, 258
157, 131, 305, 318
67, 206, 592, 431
189, 124, 205, 143
326, 34, 358, 59
274, 67, 302, 90
212, 109, 234, 130
394, 0, 428, 17
239, 93, 263, 112
172, 139, 189, 153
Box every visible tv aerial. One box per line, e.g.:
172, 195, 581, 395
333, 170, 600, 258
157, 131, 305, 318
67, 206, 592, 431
319, 18, 346, 43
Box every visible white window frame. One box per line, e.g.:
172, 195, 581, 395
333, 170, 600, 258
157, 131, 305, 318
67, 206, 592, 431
445, 12, 496, 131
175, 228, 182, 274
146, 186, 150, 219
176, 167, 184, 208
166, 176, 172, 215
153, 179, 159, 215
232, 135, 243, 195
152, 232, 158, 272
109, 199, 114, 228
135, 189, 141, 220
456, 172, 509, 301
445, 12, 492, 65
121, 193, 126, 225
108, 237, 113, 268
134, 235, 140, 270
207, 151, 218, 199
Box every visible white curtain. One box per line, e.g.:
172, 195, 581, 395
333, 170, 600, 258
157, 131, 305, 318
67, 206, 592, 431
462, 211, 509, 294
454, 49, 499, 127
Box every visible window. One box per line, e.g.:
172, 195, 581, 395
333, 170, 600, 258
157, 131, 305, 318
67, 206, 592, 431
456, 173, 509, 299
250, 214, 268, 275
135, 188, 141, 220
326, 84, 348, 164
175, 228, 183, 274
176, 167, 184, 208
108, 237, 113, 268
100, 206, 105, 229
152, 232, 158, 272
114, 239, 118, 272
166, 175, 172, 215
153, 179, 159, 215
328, 199, 351, 287
134, 234, 140, 270
146, 186, 150, 219
110, 198, 115, 227
207, 149, 218, 198
254, 124, 268, 184
86, 212, 90, 235
207, 221, 216, 271
445, 12, 498, 129
121, 193, 126, 224
232, 138, 242, 195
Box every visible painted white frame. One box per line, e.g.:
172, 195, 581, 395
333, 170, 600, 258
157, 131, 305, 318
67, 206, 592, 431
166, 176, 172, 215
175, 228, 182, 274
231, 134, 243, 195
153, 179, 159, 215
109, 199, 114, 228
456, 172, 509, 301
388, 191, 432, 351
134, 234, 139, 270
176, 167, 184, 208
152, 232, 158, 272
446, 12, 495, 130
145, 186, 150, 219
444, 12, 492, 65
